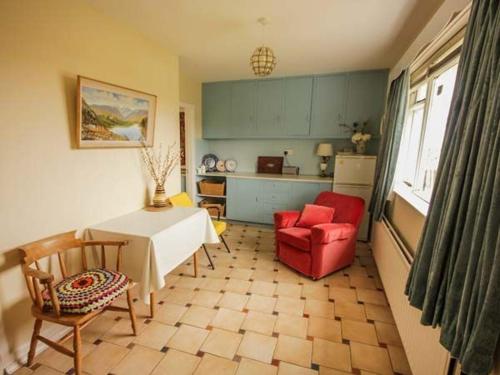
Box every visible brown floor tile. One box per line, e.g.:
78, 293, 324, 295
350, 341, 393, 375
307, 317, 342, 343
275, 283, 303, 298
82, 341, 129, 375
304, 300, 334, 319
274, 334, 313, 368
302, 285, 329, 301
341, 319, 378, 346
274, 313, 308, 338
180, 305, 217, 328
133, 321, 177, 350
151, 349, 201, 375
194, 353, 238, 375
236, 358, 278, 375
275, 297, 306, 316
387, 345, 412, 374
334, 301, 366, 321
356, 289, 388, 306
167, 324, 210, 354
192, 290, 224, 308
237, 331, 278, 364
242, 310, 277, 336
211, 307, 247, 332
278, 361, 318, 375
246, 294, 277, 314
218, 292, 250, 311
250, 280, 277, 297
111, 345, 163, 375
312, 338, 351, 372
363, 304, 395, 324
328, 287, 357, 303
374, 321, 403, 346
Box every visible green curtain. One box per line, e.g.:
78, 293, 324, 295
405, 0, 499, 374
370, 70, 409, 221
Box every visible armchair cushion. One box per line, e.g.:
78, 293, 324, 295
274, 211, 301, 229
296, 204, 335, 228
42, 268, 129, 314
276, 227, 311, 252
311, 223, 356, 244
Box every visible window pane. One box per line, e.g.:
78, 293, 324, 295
415, 64, 458, 201
400, 107, 424, 185
416, 83, 428, 102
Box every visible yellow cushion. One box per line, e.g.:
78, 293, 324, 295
212, 220, 227, 236
169, 192, 194, 207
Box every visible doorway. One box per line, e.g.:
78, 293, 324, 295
179, 103, 196, 201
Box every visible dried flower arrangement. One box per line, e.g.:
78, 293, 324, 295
140, 141, 180, 207
341, 122, 372, 154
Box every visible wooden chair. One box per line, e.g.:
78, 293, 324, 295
19, 231, 137, 375
169, 192, 231, 270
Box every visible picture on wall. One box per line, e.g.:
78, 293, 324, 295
76, 76, 156, 148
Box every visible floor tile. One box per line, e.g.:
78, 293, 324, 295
165, 287, 196, 305
151, 349, 201, 375
334, 301, 366, 321
307, 317, 342, 343
241, 310, 277, 336
275, 297, 305, 316
278, 361, 318, 375
30, 366, 61, 375
275, 283, 303, 298
274, 334, 312, 368
194, 353, 238, 375
356, 289, 388, 306
246, 294, 277, 314
236, 357, 278, 375
218, 292, 250, 311
387, 345, 412, 374
81, 314, 118, 343
250, 281, 277, 296
327, 274, 350, 289
225, 279, 252, 293
199, 277, 227, 292
349, 276, 377, 290
341, 319, 378, 346
201, 328, 243, 359
328, 287, 357, 303
211, 307, 246, 332
167, 324, 210, 354
192, 290, 224, 308
230, 268, 254, 280
133, 321, 177, 350
237, 331, 278, 364
304, 300, 334, 319
111, 344, 163, 375
312, 338, 351, 372
82, 341, 129, 375
302, 285, 329, 301
252, 269, 277, 282
374, 321, 403, 346
155, 302, 188, 325
350, 341, 393, 375
180, 305, 217, 328
36, 340, 93, 373
274, 313, 308, 338
175, 275, 203, 290
343, 265, 368, 278
101, 318, 144, 347
318, 367, 351, 375
364, 304, 395, 324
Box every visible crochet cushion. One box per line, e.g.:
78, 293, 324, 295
43, 268, 128, 314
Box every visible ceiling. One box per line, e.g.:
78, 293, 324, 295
85, 0, 444, 82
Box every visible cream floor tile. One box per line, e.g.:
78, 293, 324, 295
307, 317, 342, 343
82, 342, 129, 375
237, 331, 278, 364
192, 290, 224, 308
341, 319, 378, 346
349, 276, 377, 290
246, 294, 277, 314
12, 367, 33, 375
31, 366, 62, 375
278, 361, 318, 375
154, 302, 188, 325
327, 274, 350, 289
180, 305, 217, 328
350, 341, 393, 375
150, 349, 201, 375
356, 289, 388, 306
175, 276, 203, 290
102, 318, 144, 347
200, 328, 243, 359
233, 258, 257, 268
167, 324, 210, 354
364, 304, 395, 324
250, 280, 277, 296
254, 259, 277, 271
225, 279, 252, 293
241, 310, 277, 336
133, 321, 177, 350
318, 367, 352, 375
275, 297, 305, 316
251, 269, 277, 282
275, 270, 300, 284
374, 321, 403, 346
230, 268, 254, 280
194, 353, 238, 375
334, 301, 366, 321
312, 338, 351, 372
36, 340, 93, 373
218, 292, 250, 311
274, 335, 312, 368
164, 274, 180, 288
304, 300, 334, 319
111, 345, 163, 375
274, 313, 308, 338
236, 358, 278, 375
211, 307, 246, 332
387, 345, 412, 374
343, 265, 368, 278
81, 314, 118, 343
328, 287, 357, 303
204, 266, 232, 279
275, 283, 303, 298
301, 285, 329, 301
199, 277, 227, 292
165, 287, 196, 305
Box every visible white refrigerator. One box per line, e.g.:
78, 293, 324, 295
333, 154, 377, 241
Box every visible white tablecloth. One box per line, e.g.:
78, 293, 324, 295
85, 207, 219, 302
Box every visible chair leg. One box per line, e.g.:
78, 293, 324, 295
73, 326, 82, 375
220, 235, 231, 254
126, 289, 138, 336
27, 319, 42, 366
203, 244, 215, 270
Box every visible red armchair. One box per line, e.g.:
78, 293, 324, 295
274, 191, 365, 280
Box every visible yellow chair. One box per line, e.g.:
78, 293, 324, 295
169, 192, 230, 269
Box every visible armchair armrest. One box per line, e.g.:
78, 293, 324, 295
311, 223, 356, 244
274, 211, 301, 229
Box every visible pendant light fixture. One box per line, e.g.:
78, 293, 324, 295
250, 17, 277, 77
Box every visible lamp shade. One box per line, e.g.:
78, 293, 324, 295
316, 143, 333, 157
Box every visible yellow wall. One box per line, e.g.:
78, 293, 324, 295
0, 0, 179, 370
179, 73, 202, 139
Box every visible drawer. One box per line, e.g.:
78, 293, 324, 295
260, 180, 291, 194
260, 203, 288, 224
259, 190, 290, 204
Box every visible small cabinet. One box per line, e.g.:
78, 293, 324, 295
231, 81, 257, 137
256, 79, 284, 136
310, 74, 349, 138
226, 178, 260, 222
202, 82, 232, 138
284, 77, 313, 136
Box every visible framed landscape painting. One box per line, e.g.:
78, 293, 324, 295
76, 76, 156, 148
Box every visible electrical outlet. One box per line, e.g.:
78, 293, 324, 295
283, 149, 294, 156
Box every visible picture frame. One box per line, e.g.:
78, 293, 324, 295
76, 76, 156, 148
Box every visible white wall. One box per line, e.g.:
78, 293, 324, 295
0, 0, 179, 370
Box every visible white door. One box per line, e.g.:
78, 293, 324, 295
333, 183, 372, 241
334, 156, 376, 185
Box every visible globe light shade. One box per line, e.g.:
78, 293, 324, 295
250, 46, 277, 77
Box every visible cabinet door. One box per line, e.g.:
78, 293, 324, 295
345, 70, 388, 135
231, 81, 257, 137
226, 178, 260, 222
290, 183, 322, 210
256, 79, 284, 137
310, 74, 348, 138
202, 82, 232, 138
284, 77, 313, 136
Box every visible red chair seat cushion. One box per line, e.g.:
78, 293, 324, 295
42, 268, 129, 314
276, 227, 311, 251
296, 204, 335, 228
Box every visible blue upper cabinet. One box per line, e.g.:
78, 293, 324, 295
256, 79, 285, 136
284, 77, 313, 136
231, 81, 257, 137
310, 74, 349, 138
345, 70, 388, 135
202, 82, 232, 138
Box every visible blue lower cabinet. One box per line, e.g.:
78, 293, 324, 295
226, 178, 260, 222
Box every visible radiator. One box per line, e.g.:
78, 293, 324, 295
371, 218, 450, 375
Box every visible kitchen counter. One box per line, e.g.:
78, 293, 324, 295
197, 171, 333, 184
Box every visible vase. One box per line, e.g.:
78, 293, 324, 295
356, 142, 366, 154
152, 184, 168, 207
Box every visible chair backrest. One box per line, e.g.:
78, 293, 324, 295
314, 191, 365, 228
169, 192, 194, 207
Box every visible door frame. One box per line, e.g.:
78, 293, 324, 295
179, 102, 196, 201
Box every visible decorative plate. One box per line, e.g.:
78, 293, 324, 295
201, 154, 218, 172
225, 159, 237, 172
216, 160, 226, 172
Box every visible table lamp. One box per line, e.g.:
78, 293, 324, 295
316, 143, 333, 177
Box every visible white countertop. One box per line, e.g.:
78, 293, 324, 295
198, 171, 333, 184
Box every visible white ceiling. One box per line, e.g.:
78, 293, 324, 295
85, 0, 443, 82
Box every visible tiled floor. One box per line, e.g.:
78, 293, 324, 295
18, 223, 412, 375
